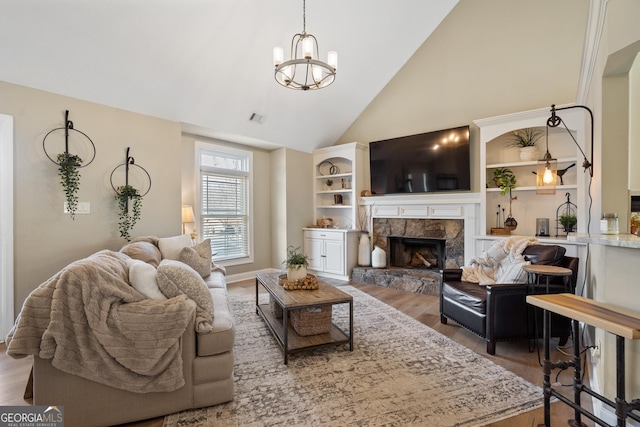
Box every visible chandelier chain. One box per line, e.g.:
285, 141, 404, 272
302, 0, 306, 34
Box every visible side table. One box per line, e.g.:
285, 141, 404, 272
527, 293, 640, 427
523, 264, 573, 293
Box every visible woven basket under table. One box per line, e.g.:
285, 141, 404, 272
291, 305, 332, 336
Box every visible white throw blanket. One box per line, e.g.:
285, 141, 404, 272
461, 236, 538, 285
5, 250, 196, 393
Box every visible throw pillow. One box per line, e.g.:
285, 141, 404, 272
120, 241, 162, 267
158, 234, 193, 260
126, 259, 166, 300
156, 260, 213, 332
179, 239, 212, 278
496, 259, 530, 284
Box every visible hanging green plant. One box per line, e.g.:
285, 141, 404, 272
115, 184, 143, 241
57, 152, 83, 220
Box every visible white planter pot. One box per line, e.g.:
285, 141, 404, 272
287, 266, 307, 281
358, 234, 371, 266
519, 146, 538, 161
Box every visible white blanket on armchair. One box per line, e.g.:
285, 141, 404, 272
461, 236, 538, 285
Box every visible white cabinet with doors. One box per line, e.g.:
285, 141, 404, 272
303, 228, 359, 281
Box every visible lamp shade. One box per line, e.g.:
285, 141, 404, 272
181, 205, 195, 224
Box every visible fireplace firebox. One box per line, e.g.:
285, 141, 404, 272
388, 237, 446, 270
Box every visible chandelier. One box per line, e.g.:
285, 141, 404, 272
273, 0, 337, 91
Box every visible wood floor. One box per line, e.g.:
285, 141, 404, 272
1, 278, 593, 427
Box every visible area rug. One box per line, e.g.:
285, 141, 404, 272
164, 285, 544, 426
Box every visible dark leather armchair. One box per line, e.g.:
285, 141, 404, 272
440, 244, 578, 355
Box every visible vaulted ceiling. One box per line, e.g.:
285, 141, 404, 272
0, 0, 459, 153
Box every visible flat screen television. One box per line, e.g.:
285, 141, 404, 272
369, 125, 470, 195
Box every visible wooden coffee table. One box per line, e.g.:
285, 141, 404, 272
255, 272, 353, 364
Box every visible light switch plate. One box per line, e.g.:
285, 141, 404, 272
64, 201, 91, 214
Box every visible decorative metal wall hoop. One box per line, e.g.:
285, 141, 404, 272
317, 160, 340, 176
42, 110, 96, 167
109, 147, 152, 197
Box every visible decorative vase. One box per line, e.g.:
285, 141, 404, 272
371, 245, 386, 268
519, 146, 538, 161
287, 266, 307, 281
358, 234, 371, 266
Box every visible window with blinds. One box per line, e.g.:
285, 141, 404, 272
197, 143, 252, 263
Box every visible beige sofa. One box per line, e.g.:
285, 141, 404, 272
8, 236, 235, 427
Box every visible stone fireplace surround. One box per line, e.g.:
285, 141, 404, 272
352, 193, 480, 296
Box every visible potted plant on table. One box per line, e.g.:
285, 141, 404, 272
283, 245, 309, 281
508, 128, 543, 161
559, 213, 577, 233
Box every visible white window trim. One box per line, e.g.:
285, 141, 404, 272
195, 141, 254, 267
0, 114, 14, 341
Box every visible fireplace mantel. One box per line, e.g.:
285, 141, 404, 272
361, 192, 481, 265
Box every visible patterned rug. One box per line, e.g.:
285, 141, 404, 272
164, 285, 544, 426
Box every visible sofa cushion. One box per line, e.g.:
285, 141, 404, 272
158, 234, 193, 260
126, 259, 166, 300
179, 239, 212, 278
197, 288, 235, 356
442, 281, 487, 315
157, 260, 214, 333
120, 241, 162, 267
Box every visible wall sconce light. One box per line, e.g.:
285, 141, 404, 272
538, 104, 594, 195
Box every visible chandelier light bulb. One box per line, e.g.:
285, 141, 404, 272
543, 165, 554, 184
312, 65, 322, 82
328, 51, 338, 70
282, 65, 293, 83
302, 37, 313, 59
273, 47, 284, 66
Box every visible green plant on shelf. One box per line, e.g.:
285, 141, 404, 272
507, 128, 543, 148
559, 213, 577, 232
492, 167, 517, 196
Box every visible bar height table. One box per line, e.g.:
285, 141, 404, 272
526, 293, 640, 427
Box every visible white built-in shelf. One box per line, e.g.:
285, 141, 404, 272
316, 172, 352, 179
487, 184, 578, 192
486, 157, 577, 169
317, 189, 352, 194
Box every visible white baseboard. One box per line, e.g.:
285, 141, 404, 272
226, 268, 279, 284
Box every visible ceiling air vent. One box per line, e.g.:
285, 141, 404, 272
249, 113, 264, 124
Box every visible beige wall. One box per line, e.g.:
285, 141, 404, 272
629, 53, 640, 190
181, 133, 274, 277
0, 81, 182, 314
337, 0, 589, 170
269, 147, 314, 269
